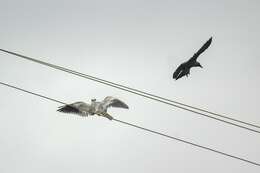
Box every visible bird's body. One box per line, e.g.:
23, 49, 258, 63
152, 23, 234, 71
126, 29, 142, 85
57, 96, 129, 120
173, 37, 212, 80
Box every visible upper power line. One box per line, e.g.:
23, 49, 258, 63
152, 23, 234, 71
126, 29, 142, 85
0, 81, 259, 167
0, 48, 260, 134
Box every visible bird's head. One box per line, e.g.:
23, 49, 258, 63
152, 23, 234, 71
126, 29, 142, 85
195, 62, 203, 68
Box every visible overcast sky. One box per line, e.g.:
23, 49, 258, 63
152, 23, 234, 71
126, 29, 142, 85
0, 0, 260, 172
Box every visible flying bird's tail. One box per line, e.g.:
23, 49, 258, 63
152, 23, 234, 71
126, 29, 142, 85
96, 112, 114, 120
104, 114, 113, 120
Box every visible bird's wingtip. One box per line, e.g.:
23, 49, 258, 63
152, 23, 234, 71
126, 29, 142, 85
123, 104, 129, 109
57, 105, 81, 114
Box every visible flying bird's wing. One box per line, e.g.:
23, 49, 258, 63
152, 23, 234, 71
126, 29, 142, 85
57, 104, 81, 114
102, 96, 129, 109
173, 63, 185, 79
191, 37, 212, 61
57, 102, 89, 115
175, 69, 188, 80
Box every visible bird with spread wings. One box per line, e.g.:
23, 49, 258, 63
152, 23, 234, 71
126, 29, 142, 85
173, 37, 212, 80
57, 96, 129, 120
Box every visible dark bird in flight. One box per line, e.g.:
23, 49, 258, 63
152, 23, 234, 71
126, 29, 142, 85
57, 96, 129, 120
173, 37, 212, 80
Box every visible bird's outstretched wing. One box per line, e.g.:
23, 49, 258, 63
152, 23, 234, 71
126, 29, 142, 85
173, 63, 184, 79
57, 104, 81, 114
191, 37, 212, 61
57, 102, 89, 115
175, 69, 187, 80
102, 96, 129, 109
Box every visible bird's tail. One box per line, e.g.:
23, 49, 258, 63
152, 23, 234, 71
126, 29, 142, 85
97, 112, 114, 120
104, 113, 113, 120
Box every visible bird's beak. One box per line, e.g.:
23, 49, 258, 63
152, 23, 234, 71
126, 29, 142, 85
200, 65, 203, 68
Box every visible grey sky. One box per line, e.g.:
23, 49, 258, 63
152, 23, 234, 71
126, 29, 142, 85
0, 0, 260, 172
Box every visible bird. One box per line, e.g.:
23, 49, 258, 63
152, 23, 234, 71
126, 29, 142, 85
57, 96, 129, 120
173, 37, 212, 80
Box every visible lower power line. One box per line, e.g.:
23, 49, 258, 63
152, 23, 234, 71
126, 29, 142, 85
0, 81, 259, 167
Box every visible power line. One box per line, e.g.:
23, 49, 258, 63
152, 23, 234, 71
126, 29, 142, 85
113, 118, 260, 166
0, 49, 260, 134
0, 81, 259, 167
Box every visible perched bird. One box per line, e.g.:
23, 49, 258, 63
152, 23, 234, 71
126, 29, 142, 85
57, 96, 129, 120
173, 37, 212, 80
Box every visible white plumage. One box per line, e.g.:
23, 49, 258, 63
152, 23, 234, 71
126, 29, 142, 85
57, 96, 129, 120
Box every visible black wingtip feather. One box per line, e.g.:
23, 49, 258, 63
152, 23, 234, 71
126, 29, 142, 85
208, 37, 213, 44
57, 105, 81, 114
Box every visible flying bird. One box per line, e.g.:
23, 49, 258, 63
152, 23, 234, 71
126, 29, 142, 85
173, 37, 212, 80
57, 96, 129, 120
